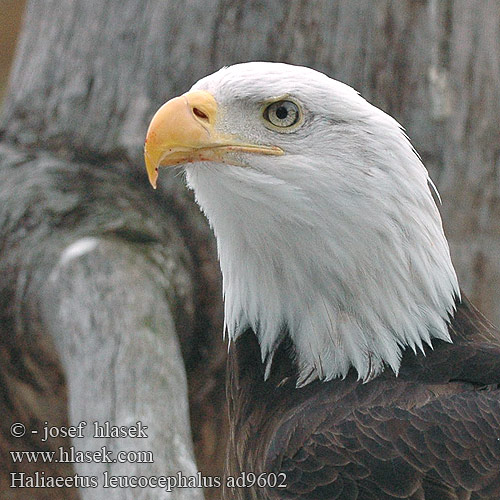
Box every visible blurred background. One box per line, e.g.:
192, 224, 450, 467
0, 0, 25, 104
0, 1, 499, 499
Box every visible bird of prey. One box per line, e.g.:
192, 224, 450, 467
144, 62, 500, 500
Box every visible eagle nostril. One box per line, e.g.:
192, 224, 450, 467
193, 107, 209, 121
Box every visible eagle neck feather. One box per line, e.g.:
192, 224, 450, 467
186, 106, 459, 386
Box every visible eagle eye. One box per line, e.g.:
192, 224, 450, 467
263, 100, 301, 130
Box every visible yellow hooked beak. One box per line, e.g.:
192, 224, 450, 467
144, 90, 283, 188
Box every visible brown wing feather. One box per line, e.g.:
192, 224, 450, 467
267, 390, 500, 499
226, 296, 500, 500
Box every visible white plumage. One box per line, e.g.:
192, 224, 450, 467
179, 62, 459, 384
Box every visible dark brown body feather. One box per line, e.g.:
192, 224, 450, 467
224, 296, 500, 499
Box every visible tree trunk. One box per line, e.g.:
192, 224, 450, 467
1, 1, 499, 499
0, 1, 226, 499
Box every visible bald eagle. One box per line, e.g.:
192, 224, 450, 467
145, 62, 500, 500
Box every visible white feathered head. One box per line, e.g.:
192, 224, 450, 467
145, 62, 459, 385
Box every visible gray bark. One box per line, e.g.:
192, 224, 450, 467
0, 2, 225, 498
0, 142, 207, 500
42, 227, 197, 499
1, 1, 499, 499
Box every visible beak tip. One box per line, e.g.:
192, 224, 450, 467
149, 169, 158, 189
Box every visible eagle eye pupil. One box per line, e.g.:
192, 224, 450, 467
276, 106, 288, 120
263, 99, 301, 130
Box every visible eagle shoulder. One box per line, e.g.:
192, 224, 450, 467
228, 298, 500, 499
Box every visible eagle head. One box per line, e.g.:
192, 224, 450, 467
145, 62, 459, 385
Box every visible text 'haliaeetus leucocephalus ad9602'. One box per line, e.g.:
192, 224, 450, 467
144, 62, 500, 500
